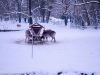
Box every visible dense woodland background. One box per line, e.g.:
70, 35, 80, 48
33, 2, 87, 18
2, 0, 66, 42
0, 0, 100, 29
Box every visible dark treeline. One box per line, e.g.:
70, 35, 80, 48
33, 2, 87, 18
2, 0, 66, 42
0, 0, 100, 29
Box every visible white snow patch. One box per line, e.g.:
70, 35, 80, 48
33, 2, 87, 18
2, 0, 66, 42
0, 19, 100, 75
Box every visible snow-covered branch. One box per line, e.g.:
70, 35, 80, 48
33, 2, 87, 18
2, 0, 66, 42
42, 8, 51, 11
31, 6, 52, 13
3, 11, 30, 17
73, 1, 99, 5
31, 6, 40, 12
54, 0, 71, 7
55, 0, 99, 6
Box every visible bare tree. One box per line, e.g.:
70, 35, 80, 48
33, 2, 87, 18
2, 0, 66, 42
28, 0, 33, 24
16, 0, 22, 23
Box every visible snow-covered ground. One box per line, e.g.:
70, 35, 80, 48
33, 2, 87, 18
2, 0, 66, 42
0, 20, 100, 75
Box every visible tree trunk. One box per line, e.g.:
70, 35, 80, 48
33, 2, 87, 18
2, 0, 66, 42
29, 0, 33, 25
18, 5, 21, 23
17, 0, 22, 23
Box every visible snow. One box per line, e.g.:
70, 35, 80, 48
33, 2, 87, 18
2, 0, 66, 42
0, 19, 100, 75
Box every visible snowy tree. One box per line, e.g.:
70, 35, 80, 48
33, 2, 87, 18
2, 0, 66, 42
38, 0, 54, 23
0, 0, 100, 28
0, 0, 10, 21
69, 0, 100, 29
16, 0, 23, 23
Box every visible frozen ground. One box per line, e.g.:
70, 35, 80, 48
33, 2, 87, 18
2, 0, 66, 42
0, 20, 100, 75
